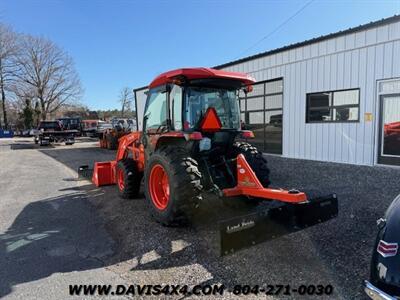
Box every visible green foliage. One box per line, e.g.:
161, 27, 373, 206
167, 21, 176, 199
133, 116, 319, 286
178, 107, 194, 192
96, 109, 136, 120
21, 99, 34, 129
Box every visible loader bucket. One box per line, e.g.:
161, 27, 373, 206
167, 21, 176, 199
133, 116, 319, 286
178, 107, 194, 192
219, 194, 338, 255
92, 161, 116, 187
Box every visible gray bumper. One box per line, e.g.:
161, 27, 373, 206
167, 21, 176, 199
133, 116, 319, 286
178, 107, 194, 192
364, 280, 397, 300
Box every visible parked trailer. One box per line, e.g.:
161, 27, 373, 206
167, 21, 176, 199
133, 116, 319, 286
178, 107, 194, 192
34, 121, 77, 146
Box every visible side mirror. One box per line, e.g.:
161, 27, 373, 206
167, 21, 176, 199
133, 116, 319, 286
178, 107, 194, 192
245, 85, 253, 93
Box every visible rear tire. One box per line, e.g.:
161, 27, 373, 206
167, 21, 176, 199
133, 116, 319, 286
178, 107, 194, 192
144, 146, 203, 226
116, 158, 143, 199
230, 142, 270, 187
224, 142, 271, 208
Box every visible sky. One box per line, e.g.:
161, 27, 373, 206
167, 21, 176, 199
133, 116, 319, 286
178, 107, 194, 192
1, 0, 399, 110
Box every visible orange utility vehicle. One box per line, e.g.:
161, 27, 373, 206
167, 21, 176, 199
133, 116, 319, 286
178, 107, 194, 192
99, 126, 126, 150
99, 119, 135, 150
89, 68, 338, 254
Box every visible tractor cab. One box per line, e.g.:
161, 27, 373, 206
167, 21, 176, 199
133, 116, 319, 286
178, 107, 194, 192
182, 79, 243, 132
142, 69, 254, 159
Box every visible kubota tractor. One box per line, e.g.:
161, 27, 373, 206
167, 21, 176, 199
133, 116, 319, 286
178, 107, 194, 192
90, 68, 338, 253
99, 126, 126, 150
99, 118, 136, 150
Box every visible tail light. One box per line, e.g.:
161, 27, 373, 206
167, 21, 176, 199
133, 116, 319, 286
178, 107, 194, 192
241, 130, 255, 139
377, 240, 398, 258
185, 132, 203, 141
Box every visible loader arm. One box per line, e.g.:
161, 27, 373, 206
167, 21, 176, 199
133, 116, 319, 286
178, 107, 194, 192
92, 132, 144, 187
116, 132, 145, 172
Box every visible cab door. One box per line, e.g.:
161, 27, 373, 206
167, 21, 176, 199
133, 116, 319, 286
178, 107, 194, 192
142, 86, 168, 157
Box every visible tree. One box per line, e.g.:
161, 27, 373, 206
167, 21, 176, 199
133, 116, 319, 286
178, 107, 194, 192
21, 98, 33, 129
33, 100, 41, 127
119, 87, 133, 118
16, 34, 82, 120
0, 24, 20, 129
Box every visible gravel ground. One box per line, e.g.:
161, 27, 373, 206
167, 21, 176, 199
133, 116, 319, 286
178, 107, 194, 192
0, 137, 129, 300
36, 138, 400, 299
1, 137, 395, 299
266, 155, 400, 299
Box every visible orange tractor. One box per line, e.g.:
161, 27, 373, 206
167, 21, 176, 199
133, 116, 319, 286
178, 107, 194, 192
99, 127, 127, 150
99, 119, 133, 150
89, 68, 338, 253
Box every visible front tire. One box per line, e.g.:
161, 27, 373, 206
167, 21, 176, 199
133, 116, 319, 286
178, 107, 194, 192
144, 146, 202, 226
116, 158, 143, 199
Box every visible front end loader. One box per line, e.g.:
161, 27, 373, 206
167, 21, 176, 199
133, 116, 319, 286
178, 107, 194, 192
89, 68, 338, 254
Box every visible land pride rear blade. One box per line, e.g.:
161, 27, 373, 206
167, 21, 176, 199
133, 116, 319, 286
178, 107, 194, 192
219, 194, 338, 256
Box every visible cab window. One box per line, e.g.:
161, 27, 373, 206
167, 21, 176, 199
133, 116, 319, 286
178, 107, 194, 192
144, 87, 167, 130
170, 85, 183, 130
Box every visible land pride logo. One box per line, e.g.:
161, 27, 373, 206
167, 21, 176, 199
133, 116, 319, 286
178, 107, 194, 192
226, 219, 256, 234
239, 176, 256, 187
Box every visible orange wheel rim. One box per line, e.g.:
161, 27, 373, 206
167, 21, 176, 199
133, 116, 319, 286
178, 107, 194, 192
149, 164, 170, 210
117, 168, 125, 191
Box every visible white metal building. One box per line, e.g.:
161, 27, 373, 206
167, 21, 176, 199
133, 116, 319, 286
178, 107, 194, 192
135, 15, 400, 167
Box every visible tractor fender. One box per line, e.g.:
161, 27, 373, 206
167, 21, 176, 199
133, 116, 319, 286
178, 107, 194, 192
154, 132, 188, 151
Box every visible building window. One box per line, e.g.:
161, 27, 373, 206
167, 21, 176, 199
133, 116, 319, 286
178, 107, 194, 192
239, 78, 283, 154
306, 89, 360, 123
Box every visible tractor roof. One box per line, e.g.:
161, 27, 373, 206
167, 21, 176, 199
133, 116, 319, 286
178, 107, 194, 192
149, 67, 256, 88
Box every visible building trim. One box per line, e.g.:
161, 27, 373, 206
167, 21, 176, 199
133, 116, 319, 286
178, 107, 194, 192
214, 15, 400, 69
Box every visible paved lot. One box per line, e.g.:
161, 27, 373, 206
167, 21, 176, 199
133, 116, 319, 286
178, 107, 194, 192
0, 137, 399, 299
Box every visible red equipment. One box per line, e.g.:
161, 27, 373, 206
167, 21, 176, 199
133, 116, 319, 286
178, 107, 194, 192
384, 121, 400, 136
89, 67, 337, 254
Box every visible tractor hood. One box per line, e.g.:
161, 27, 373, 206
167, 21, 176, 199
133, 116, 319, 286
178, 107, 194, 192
370, 194, 400, 296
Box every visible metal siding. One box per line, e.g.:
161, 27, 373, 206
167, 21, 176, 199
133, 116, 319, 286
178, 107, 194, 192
328, 55, 337, 162
294, 62, 301, 158
393, 41, 400, 77
366, 28, 377, 45
358, 47, 367, 165
221, 20, 400, 166
365, 46, 376, 165
377, 25, 389, 43
298, 60, 306, 158
305, 59, 312, 159
383, 43, 394, 78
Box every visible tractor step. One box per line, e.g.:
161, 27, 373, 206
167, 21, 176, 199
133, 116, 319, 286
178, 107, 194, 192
219, 193, 338, 256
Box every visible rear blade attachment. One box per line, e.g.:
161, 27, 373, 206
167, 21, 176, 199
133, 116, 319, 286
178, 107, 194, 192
219, 193, 338, 256
78, 165, 93, 180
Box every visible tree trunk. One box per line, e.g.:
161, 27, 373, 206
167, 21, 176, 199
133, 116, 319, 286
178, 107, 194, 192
40, 101, 47, 120
0, 75, 7, 129
121, 102, 125, 118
